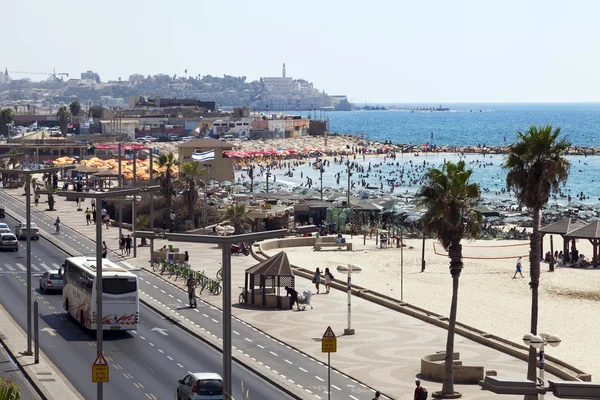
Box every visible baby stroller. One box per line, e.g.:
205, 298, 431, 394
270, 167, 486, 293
297, 289, 313, 311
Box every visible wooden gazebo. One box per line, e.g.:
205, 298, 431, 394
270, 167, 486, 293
564, 222, 600, 266
244, 251, 295, 308
539, 217, 587, 263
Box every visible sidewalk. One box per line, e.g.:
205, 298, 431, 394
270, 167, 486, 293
9, 190, 560, 399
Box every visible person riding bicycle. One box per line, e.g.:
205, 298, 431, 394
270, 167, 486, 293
54, 216, 61, 232
186, 274, 197, 307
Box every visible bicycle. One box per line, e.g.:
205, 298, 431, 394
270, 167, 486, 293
238, 287, 247, 304
216, 265, 223, 281
200, 279, 222, 296
188, 286, 198, 308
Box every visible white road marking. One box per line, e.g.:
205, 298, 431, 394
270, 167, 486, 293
40, 263, 52, 271
31, 264, 40, 272
167, 356, 173, 361
257, 345, 264, 349
299, 367, 308, 372
52, 263, 61, 269
4, 264, 14, 271
349, 396, 360, 400
269, 351, 278, 357
15, 263, 26, 271
160, 290, 166, 293
284, 359, 293, 364
315, 376, 324, 382
332, 384, 341, 391
177, 363, 184, 368
244, 338, 252, 342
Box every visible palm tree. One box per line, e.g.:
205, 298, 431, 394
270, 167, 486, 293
223, 202, 252, 235
504, 124, 570, 387
180, 161, 207, 224
417, 160, 481, 398
136, 215, 150, 246
69, 100, 81, 118
156, 152, 176, 231
56, 106, 70, 137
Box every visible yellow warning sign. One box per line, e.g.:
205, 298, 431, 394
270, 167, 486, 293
321, 326, 337, 353
92, 353, 109, 383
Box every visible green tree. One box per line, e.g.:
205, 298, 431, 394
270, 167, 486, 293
136, 214, 150, 246
223, 202, 252, 235
504, 124, 570, 386
179, 161, 207, 224
56, 106, 71, 137
156, 152, 176, 231
417, 160, 481, 398
0, 108, 15, 138
0, 375, 21, 400
69, 100, 81, 118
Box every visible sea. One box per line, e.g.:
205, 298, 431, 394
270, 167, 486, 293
250, 104, 600, 204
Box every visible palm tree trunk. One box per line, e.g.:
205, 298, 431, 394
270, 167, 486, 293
526, 208, 542, 397
441, 243, 462, 396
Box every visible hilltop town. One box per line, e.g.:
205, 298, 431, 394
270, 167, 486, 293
0, 64, 351, 112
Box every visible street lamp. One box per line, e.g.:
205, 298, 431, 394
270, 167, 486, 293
523, 332, 561, 400
0, 167, 61, 357
336, 263, 362, 335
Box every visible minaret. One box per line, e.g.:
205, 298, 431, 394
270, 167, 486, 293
282, 63, 286, 78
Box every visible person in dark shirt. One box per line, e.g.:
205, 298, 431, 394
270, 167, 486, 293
284, 286, 298, 310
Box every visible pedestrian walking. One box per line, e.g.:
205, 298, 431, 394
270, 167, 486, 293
284, 286, 299, 310
324, 267, 334, 294
102, 241, 108, 258
85, 207, 92, 225
125, 234, 132, 256
119, 234, 125, 255
372, 391, 380, 400
92, 209, 96, 223
104, 214, 110, 229
414, 380, 428, 399
90, 198, 96, 212
184, 250, 189, 266
312, 267, 322, 294
34, 193, 39, 207
513, 256, 524, 279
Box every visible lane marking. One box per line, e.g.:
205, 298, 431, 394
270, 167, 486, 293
4, 264, 14, 271
315, 376, 324, 382
40, 263, 52, 271
269, 351, 278, 357
15, 263, 26, 271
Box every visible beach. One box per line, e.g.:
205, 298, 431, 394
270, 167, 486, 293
261, 233, 600, 380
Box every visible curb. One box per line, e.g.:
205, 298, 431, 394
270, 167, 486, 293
256, 239, 591, 383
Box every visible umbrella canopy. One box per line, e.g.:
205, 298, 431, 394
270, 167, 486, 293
245, 251, 294, 277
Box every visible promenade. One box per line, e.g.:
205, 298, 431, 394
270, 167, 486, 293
1, 189, 565, 399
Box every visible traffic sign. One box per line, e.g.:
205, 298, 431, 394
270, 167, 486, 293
92, 353, 109, 383
322, 326, 337, 353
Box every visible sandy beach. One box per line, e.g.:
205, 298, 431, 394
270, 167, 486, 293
262, 233, 600, 380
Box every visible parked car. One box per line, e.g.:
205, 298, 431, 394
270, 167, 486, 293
0, 223, 10, 233
39, 270, 64, 293
176, 372, 223, 400
137, 136, 156, 143
182, 136, 194, 142
15, 222, 40, 240
0, 205, 4, 218
0, 233, 18, 251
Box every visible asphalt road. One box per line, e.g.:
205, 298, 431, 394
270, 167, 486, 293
0, 190, 376, 399
0, 211, 292, 400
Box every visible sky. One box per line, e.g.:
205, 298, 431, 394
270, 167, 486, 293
2, 0, 600, 103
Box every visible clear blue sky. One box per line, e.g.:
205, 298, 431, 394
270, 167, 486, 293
3, 0, 599, 103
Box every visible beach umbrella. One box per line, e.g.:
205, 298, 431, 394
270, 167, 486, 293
404, 215, 422, 223
220, 181, 233, 187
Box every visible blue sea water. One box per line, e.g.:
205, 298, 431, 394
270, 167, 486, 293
320, 103, 600, 147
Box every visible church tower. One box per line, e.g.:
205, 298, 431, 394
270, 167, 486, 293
282, 63, 286, 78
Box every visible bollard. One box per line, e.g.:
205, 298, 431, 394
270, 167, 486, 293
34, 300, 39, 364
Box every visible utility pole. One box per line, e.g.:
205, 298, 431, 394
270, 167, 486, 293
249, 165, 254, 193
133, 150, 137, 257
118, 143, 122, 239
265, 166, 271, 194
346, 161, 351, 206
320, 163, 324, 201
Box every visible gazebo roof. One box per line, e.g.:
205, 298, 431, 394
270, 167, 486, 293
351, 200, 382, 212
539, 217, 587, 235
245, 251, 294, 277
564, 222, 600, 239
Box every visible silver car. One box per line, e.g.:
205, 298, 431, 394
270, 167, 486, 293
0, 233, 18, 251
39, 270, 64, 293
0, 223, 10, 233
15, 222, 40, 240
176, 372, 223, 400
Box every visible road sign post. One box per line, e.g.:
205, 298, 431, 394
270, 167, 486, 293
92, 354, 109, 383
321, 326, 337, 400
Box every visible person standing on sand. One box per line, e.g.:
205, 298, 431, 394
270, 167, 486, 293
313, 268, 322, 294
513, 256, 524, 279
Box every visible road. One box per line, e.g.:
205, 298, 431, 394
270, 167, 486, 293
0, 190, 376, 399
0, 210, 292, 400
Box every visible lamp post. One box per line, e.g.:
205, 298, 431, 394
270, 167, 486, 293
523, 332, 561, 400
346, 161, 352, 206
0, 167, 61, 356
336, 263, 362, 335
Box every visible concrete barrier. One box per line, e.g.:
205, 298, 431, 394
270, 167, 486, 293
421, 352, 484, 384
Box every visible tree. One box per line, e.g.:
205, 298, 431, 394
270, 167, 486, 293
156, 152, 176, 231
136, 214, 149, 246
179, 161, 207, 225
56, 106, 70, 137
504, 124, 570, 389
417, 160, 481, 398
0, 375, 21, 400
223, 202, 252, 235
0, 108, 14, 138
69, 100, 81, 118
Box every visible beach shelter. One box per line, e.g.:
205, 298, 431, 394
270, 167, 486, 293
244, 251, 295, 308
539, 217, 588, 263
563, 222, 600, 266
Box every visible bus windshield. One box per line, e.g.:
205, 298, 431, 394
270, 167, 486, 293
102, 278, 137, 295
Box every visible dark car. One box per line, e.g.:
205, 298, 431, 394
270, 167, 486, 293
0, 205, 5, 218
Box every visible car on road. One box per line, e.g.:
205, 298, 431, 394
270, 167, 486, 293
15, 222, 40, 240
0, 223, 10, 233
182, 136, 194, 142
39, 270, 64, 293
137, 136, 156, 143
0, 233, 18, 251
0, 205, 4, 218
177, 372, 223, 400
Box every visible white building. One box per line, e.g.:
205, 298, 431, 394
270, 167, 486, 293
263, 63, 298, 93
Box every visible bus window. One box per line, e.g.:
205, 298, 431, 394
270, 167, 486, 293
103, 278, 137, 295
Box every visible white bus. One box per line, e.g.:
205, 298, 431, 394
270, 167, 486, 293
62, 256, 139, 331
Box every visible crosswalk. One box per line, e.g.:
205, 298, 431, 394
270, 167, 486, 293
0, 262, 62, 273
